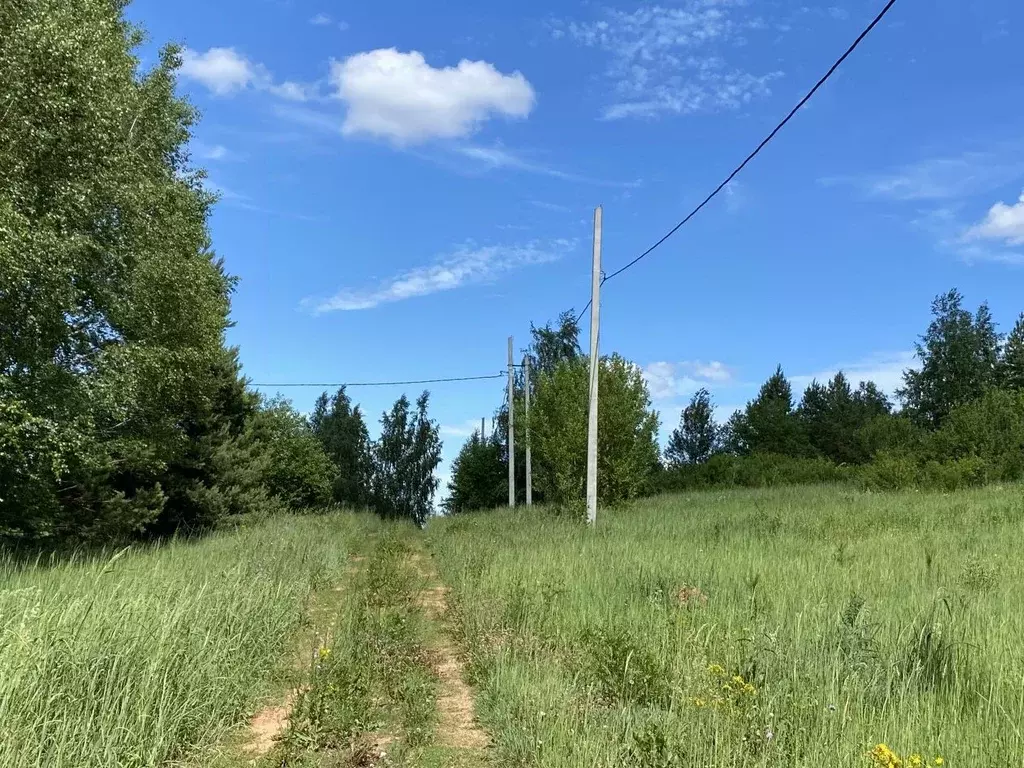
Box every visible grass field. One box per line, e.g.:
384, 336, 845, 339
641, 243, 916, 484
427, 485, 1024, 767
0, 515, 375, 768
2, 485, 1022, 767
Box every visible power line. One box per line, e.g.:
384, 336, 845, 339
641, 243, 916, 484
597, 0, 898, 287
252, 373, 507, 388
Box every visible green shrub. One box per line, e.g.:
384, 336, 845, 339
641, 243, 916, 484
658, 453, 850, 492
859, 451, 920, 491
919, 457, 990, 492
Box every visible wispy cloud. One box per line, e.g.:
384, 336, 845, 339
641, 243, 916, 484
531, 200, 571, 212
821, 150, 1024, 202
272, 103, 340, 133
824, 145, 1024, 266
204, 179, 322, 221
194, 142, 230, 161
790, 351, 918, 398
452, 144, 640, 187
642, 360, 735, 401
553, 2, 783, 120
440, 420, 483, 439
305, 239, 576, 313
310, 13, 349, 31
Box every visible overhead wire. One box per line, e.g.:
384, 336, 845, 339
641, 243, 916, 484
578, 0, 899, 311
251, 373, 507, 388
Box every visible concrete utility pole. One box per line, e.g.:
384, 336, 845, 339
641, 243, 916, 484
524, 355, 533, 507
481, 417, 486, 442
508, 336, 515, 508
586, 206, 602, 526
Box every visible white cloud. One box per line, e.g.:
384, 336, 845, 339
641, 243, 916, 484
329, 48, 536, 145
267, 81, 316, 102
822, 151, 1024, 202
195, 143, 229, 161
556, 3, 782, 120
180, 47, 316, 102
790, 351, 918, 398
440, 420, 483, 439
338, 21, 351, 32
642, 360, 735, 401
180, 47, 259, 95
310, 13, 332, 25
964, 191, 1024, 246
306, 239, 574, 313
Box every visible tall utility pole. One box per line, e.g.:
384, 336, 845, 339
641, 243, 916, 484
507, 336, 515, 508
481, 417, 486, 442
585, 206, 602, 526
524, 355, 533, 506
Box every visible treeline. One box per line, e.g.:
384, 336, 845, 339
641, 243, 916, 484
660, 289, 1024, 492
447, 290, 1024, 514
0, 1, 441, 543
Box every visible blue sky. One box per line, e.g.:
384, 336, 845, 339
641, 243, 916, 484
128, 0, 1024, 496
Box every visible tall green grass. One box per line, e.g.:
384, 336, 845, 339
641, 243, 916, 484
427, 485, 1024, 767
0, 514, 372, 767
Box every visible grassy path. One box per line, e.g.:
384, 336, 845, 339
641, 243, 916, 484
237, 524, 490, 768
410, 549, 490, 768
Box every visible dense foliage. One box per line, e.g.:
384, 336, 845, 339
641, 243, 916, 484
446, 311, 661, 516
661, 289, 1024, 493
442, 432, 507, 515
311, 387, 371, 507
1, 1, 445, 541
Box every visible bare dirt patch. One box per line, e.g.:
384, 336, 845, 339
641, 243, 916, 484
413, 559, 489, 751
243, 690, 299, 757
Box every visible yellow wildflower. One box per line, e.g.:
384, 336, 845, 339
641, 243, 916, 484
933, 759, 944, 767
742, 683, 756, 695
693, 697, 706, 708
707, 663, 726, 676
318, 647, 332, 661
909, 755, 923, 768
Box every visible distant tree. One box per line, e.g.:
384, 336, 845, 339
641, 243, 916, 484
731, 366, 808, 457
311, 386, 371, 507
665, 388, 719, 466
853, 381, 892, 419
798, 372, 885, 465
246, 398, 336, 510
528, 310, 582, 378
530, 354, 659, 511
370, 392, 442, 526
1000, 313, 1024, 391
493, 310, 582, 504
443, 431, 506, 514
899, 289, 1002, 428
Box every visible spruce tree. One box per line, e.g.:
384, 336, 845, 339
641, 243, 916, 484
1000, 313, 1024, 390
665, 388, 719, 466
311, 387, 371, 507
733, 366, 807, 456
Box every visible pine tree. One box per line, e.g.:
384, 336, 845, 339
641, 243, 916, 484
1000, 313, 1024, 390
311, 386, 371, 507
665, 388, 719, 466
733, 366, 807, 456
